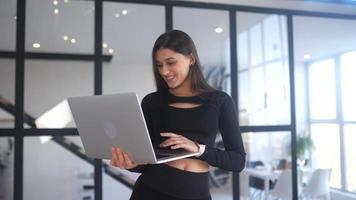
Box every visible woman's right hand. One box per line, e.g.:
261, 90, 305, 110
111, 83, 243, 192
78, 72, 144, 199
110, 147, 139, 170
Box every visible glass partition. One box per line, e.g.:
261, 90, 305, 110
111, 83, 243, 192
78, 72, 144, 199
24, 60, 93, 129
0, 137, 14, 200
26, 0, 94, 54
0, 0, 16, 51
0, 59, 15, 128
102, 2, 164, 99
24, 136, 94, 200
236, 12, 290, 126
294, 16, 356, 194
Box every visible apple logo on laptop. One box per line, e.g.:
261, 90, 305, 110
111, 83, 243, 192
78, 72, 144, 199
103, 122, 117, 139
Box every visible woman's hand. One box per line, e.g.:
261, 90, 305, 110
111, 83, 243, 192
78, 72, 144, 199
110, 147, 138, 170
159, 132, 200, 153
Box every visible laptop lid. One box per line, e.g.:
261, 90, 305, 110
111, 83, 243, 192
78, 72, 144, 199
68, 92, 198, 164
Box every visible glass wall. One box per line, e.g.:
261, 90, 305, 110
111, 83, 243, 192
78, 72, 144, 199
102, 2, 165, 199
236, 12, 290, 126
174, 7, 231, 94
294, 16, 356, 194
26, 0, 94, 54
0, 137, 14, 200
0, 60, 15, 128
23, 136, 94, 200
241, 132, 292, 200
102, 2, 164, 99
0, 0, 16, 51
174, 7, 232, 200
24, 60, 93, 129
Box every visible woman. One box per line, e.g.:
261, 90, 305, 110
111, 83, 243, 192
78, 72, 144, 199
110, 29, 246, 200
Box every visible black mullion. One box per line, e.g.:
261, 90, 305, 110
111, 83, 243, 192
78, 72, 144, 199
14, 0, 26, 199
0, 130, 15, 136
287, 14, 298, 200
229, 9, 240, 200
23, 128, 78, 136
94, 0, 103, 200
0, 51, 112, 61
240, 125, 291, 133
165, 3, 173, 31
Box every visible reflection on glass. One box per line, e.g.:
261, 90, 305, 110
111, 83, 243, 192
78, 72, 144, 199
24, 136, 94, 200
174, 7, 231, 94
26, 0, 94, 53
0, 1, 16, 51
241, 132, 292, 200
308, 59, 336, 120
237, 12, 290, 126
103, 2, 164, 98
341, 51, 356, 122
344, 124, 356, 193
0, 60, 15, 128
0, 137, 14, 200
24, 60, 93, 129
310, 123, 341, 188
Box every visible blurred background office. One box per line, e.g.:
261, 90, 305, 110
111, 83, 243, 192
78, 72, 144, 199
1, 0, 356, 200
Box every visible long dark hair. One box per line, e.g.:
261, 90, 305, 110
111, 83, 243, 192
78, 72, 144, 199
152, 30, 215, 94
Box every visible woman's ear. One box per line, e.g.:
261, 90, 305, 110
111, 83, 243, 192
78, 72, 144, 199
189, 54, 196, 66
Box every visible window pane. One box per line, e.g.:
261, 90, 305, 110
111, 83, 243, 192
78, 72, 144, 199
24, 60, 93, 129
174, 7, 231, 94
237, 31, 249, 70
341, 51, 356, 122
26, 0, 94, 53
24, 136, 94, 200
308, 59, 336, 120
103, 2, 164, 98
310, 123, 341, 188
0, 1, 16, 51
344, 124, 356, 193
242, 132, 292, 200
0, 137, 14, 200
0, 59, 15, 128
174, 7, 232, 199
237, 12, 290, 126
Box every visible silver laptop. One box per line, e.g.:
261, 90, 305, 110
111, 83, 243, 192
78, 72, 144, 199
67, 92, 199, 164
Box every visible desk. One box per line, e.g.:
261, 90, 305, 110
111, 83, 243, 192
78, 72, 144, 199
246, 168, 281, 200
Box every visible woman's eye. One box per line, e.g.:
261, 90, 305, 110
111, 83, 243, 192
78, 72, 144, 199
168, 62, 175, 65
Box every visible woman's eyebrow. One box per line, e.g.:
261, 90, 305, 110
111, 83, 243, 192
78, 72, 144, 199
165, 57, 175, 61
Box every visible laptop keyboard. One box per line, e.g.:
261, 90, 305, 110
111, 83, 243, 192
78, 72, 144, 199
154, 148, 188, 159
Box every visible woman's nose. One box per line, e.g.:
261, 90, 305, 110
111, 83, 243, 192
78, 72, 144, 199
159, 65, 169, 75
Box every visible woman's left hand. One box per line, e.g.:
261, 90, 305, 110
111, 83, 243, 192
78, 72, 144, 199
159, 132, 199, 153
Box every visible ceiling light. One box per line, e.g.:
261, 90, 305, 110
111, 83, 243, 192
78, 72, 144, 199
54, 9, 59, 15
103, 43, 108, 48
70, 38, 76, 43
115, 13, 120, 18
304, 54, 311, 60
32, 43, 41, 49
122, 10, 128, 15
64, 0, 69, 3
215, 27, 223, 33
63, 35, 69, 41
53, 0, 58, 5
108, 48, 114, 54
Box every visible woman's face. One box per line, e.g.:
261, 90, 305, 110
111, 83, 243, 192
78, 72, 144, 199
155, 48, 194, 90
